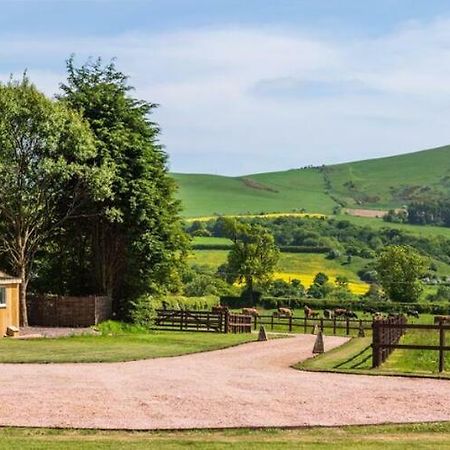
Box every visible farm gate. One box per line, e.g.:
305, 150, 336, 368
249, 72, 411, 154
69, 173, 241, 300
154, 309, 252, 333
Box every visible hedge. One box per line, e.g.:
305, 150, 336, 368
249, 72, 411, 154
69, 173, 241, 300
192, 244, 330, 253
219, 295, 450, 315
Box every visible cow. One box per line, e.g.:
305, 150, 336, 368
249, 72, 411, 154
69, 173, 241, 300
324, 309, 334, 319
434, 315, 450, 324
242, 307, 259, 317
363, 306, 377, 315
274, 307, 293, 318
345, 310, 358, 319
406, 310, 420, 319
333, 308, 348, 318
212, 305, 229, 314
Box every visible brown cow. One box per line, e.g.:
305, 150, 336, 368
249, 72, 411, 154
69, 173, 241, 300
274, 307, 293, 318
242, 307, 259, 317
434, 315, 450, 324
212, 305, 229, 314
304, 305, 318, 319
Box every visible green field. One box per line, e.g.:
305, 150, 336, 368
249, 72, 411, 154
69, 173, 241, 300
1, 424, 450, 449
190, 248, 371, 293
298, 315, 450, 377
174, 145, 450, 220
0, 331, 254, 363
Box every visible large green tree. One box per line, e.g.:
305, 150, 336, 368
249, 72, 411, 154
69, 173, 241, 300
376, 245, 428, 302
54, 58, 188, 313
225, 220, 279, 301
0, 78, 111, 325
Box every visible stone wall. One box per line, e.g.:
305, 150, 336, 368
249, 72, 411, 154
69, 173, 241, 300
27, 295, 112, 327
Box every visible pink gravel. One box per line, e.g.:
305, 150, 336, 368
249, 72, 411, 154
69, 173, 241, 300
0, 334, 449, 430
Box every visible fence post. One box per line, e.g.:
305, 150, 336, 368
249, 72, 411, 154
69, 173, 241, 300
254, 315, 257, 330
304, 317, 307, 333
333, 317, 336, 335
320, 317, 324, 332
271, 314, 274, 330
289, 315, 292, 332
346, 318, 350, 335
372, 320, 381, 368
180, 310, 184, 331
439, 321, 445, 373
224, 311, 229, 334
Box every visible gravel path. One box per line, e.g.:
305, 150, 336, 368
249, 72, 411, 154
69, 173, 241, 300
0, 334, 449, 430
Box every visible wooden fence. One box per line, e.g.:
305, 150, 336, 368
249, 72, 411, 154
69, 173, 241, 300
372, 315, 407, 368
372, 316, 450, 372
253, 314, 372, 335
154, 309, 252, 334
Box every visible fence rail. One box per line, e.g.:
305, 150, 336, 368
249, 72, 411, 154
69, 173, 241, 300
154, 309, 252, 333
372, 316, 450, 372
253, 314, 372, 335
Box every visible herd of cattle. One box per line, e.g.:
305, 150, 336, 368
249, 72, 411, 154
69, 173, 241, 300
212, 304, 450, 324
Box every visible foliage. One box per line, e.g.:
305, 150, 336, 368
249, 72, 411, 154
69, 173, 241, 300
0, 77, 110, 325
376, 245, 428, 302
266, 278, 305, 298
41, 57, 190, 317
224, 220, 279, 296
427, 285, 450, 302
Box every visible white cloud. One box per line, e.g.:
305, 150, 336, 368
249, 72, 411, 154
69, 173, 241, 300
2, 19, 450, 174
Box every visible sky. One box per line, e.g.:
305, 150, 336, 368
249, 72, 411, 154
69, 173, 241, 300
2, 0, 450, 175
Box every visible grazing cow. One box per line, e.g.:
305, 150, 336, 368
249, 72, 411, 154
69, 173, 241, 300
304, 305, 318, 319
275, 307, 293, 317
344, 310, 358, 319
242, 307, 259, 317
212, 305, 229, 314
324, 309, 334, 319
434, 315, 450, 324
406, 310, 420, 319
334, 308, 348, 318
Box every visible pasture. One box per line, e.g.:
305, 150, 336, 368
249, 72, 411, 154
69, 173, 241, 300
1, 423, 450, 449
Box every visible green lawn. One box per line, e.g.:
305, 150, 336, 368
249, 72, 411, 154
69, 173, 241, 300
1, 423, 449, 449
0, 331, 255, 363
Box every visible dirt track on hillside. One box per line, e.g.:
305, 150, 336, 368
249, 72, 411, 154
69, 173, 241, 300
0, 334, 449, 430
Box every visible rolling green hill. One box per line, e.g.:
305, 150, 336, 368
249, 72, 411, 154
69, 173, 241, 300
173, 145, 450, 217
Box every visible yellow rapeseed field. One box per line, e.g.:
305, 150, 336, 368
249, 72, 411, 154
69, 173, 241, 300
185, 212, 326, 222
272, 272, 369, 295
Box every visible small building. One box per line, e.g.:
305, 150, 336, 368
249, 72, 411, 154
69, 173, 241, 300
0, 271, 21, 336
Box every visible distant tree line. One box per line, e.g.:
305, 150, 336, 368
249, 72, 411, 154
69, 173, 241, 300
384, 200, 450, 227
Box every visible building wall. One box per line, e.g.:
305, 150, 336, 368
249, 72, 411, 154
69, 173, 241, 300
27, 295, 112, 327
0, 283, 20, 336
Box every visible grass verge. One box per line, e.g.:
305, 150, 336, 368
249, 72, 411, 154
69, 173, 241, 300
1, 423, 450, 449
296, 337, 450, 379
0, 331, 256, 364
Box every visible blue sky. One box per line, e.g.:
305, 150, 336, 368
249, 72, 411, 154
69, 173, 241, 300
2, 1, 450, 174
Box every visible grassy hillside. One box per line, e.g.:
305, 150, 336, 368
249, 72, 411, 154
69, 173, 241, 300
174, 145, 450, 217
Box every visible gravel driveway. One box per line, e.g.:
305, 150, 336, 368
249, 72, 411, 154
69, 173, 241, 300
0, 334, 449, 430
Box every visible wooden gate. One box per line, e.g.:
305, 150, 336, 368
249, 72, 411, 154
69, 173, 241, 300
154, 309, 252, 334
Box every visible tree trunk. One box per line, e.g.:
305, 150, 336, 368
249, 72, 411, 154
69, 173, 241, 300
19, 266, 28, 326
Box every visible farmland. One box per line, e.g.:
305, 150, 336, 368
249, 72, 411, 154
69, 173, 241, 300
189, 248, 370, 294
174, 145, 450, 222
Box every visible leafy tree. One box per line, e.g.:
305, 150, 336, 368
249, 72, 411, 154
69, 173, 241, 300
376, 245, 428, 302
225, 220, 279, 301
54, 57, 189, 314
0, 77, 110, 324
313, 272, 329, 286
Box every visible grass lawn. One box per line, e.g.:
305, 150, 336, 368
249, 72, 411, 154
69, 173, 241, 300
0, 331, 255, 363
1, 423, 450, 449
